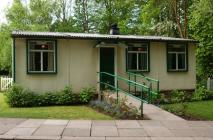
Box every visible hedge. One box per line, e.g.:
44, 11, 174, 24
5, 85, 95, 107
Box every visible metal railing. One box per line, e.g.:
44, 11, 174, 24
127, 72, 159, 103
97, 72, 152, 117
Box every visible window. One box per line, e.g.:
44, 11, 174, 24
27, 40, 56, 73
127, 43, 149, 71
167, 43, 187, 71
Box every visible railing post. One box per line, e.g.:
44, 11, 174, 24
157, 80, 159, 94
99, 72, 103, 101
148, 87, 151, 104
116, 77, 119, 103
140, 87, 143, 118
134, 75, 136, 95
128, 73, 130, 94
149, 83, 152, 104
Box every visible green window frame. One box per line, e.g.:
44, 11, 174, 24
27, 39, 57, 74
126, 42, 150, 72
167, 43, 188, 72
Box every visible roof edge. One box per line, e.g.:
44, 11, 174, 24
11, 31, 198, 43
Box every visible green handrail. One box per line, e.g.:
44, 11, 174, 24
127, 72, 160, 94
127, 72, 159, 83
99, 72, 149, 89
98, 71, 152, 117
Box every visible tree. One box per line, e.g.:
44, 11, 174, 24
0, 0, 30, 74
138, 0, 192, 38
94, 0, 136, 34
171, 0, 189, 38
0, 25, 12, 74
29, 0, 55, 31
189, 0, 213, 80
74, 0, 97, 33
6, 0, 30, 30
51, 0, 78, 32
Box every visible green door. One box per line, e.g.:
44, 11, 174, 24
100, 48, 115, 90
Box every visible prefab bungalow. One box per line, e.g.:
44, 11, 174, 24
11, 28, 197, 93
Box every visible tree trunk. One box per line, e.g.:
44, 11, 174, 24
172, 0, 184, 38
82, 0, 89, 32
184, 0, 188, 38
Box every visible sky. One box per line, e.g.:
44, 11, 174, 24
0, 0, 13, 23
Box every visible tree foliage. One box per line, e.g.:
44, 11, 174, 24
74, 0, 97, 32
189, 0, 213, 79
29, 0, 55, 31
51, 0, 78, 32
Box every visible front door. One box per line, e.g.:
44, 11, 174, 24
100, 48, 115, 90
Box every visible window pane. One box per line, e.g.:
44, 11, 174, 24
168, 44, 185, 52
128, 53, 137, 70
43, 52, 54, 71
128, 47, 147, 52
29, 52, 41, 71
128, 44, 148, 51
178, 53, 186, 69
168, 53, 176, 70
138, 53, 147, 70
29, 41, 54, 50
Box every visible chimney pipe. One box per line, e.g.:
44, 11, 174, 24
110, 23, 119, 35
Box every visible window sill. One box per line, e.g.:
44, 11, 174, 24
127, 70, 150, 73
27, 71, 57, 74
167, 69, 188, 72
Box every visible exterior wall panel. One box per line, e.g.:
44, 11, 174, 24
15, 38, 196, 92
117, 42, 196, 91
15, 39, 98, 92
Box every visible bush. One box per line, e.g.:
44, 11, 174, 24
170, 90, 187, 103
57, 86, 79, 105
6, 85, 95, 107
192, 85, 213, 101
79, 87, 95, 103
156, 85, 213, 105
6, 85, 37, 107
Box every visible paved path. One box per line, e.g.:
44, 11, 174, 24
0, 118, 213, 140
109, 92, 184, 121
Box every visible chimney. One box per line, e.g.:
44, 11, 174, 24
110, 23, 119, 35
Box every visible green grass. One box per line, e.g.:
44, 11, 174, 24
162, 100, 213, 120
0, 93, 112, 120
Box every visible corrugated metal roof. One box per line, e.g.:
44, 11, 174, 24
12, 30, 197, 42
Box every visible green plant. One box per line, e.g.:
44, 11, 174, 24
6, 85, 37, 107
192, 85, 213, 101
79, 87, 95, 103
90, 96, 141, 119
57, 86, 79, 105
170, 90, 186, 103
6, 85, 94, 107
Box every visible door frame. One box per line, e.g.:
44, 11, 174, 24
98, 45, 117, 90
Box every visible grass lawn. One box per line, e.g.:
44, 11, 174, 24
162, 100, 213, 120
0, 93, 112, 120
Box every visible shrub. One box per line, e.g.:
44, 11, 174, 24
37, 91, 60, 106
79, 87, 95, 103
170, 90, 186, 103
6, 85, 37, 107
192, 85, 213, 101
6, 85, 95, 107
154, 90, 195, 105
57, 86, 79, 105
